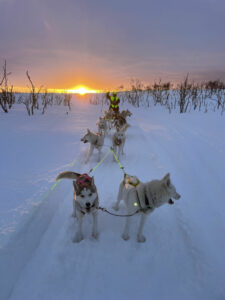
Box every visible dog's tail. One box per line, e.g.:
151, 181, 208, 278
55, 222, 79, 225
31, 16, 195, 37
56, 171, 80, 181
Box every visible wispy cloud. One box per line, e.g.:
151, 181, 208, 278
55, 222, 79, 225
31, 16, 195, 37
1, 0, 225, 88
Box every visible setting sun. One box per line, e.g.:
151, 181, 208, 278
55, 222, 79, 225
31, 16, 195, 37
68, 86, 99, 95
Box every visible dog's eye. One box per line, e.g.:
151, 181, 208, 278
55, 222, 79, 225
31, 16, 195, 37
80, 195, 84, 198
88, 193, 92, 197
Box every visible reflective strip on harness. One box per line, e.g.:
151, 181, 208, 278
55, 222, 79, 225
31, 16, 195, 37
111, 104, 118, 108
110, 96, 119, 101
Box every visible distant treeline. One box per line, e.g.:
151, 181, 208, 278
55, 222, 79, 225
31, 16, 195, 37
1, 60, 225, 115
89, 77, 225, 115
0, 60, 72, 115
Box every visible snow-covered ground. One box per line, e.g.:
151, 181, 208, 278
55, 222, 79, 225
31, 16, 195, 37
0, 97, 225, 300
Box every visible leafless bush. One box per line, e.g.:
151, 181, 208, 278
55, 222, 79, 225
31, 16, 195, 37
128, 79, 144, 107
63, 93, 72, 111
152, 80, 171, 106
24, 71, 42, 115
55, 94, 63, 105
89, 93, 108, 113
41, 90, 55, 114
176, 74, 193, 113
0, 60, 15, 113
205, 80, 225, 94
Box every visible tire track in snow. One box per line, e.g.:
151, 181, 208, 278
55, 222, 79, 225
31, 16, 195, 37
132, 116, 210, 294
0, 150, 85, 300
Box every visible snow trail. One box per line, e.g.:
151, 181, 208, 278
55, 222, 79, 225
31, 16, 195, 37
0, 103, 225, 300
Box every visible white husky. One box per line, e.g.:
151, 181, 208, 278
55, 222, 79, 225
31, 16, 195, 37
114, 173, 181, 242
111, 130, 126, 161
56, 171, 99, 243
81, 129, 104, 163
96, 117, 108, 136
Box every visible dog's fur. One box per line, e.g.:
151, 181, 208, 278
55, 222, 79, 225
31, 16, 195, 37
111, 129, 126, 161
103, 110, 115, 130
120, 109, 132, 119
56, 171, 99, 243
81, 129, 104, 163
96, 117, 108, 136
113, 115, 127, 131
114, 173, 181, 242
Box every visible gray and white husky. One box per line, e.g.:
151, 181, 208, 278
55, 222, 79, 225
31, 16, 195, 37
114, 173, 181, 242
96, 117, 108, 136
81, 129, 104, 163
120, 109, 132, 119
112, 130, 126, 161
56, 171, 99, 243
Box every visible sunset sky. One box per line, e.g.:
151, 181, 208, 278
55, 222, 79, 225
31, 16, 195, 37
0, 0, 225, 91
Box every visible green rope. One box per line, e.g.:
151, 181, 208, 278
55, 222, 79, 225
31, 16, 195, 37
89, 149, 112, 173
110, 147, 125, 174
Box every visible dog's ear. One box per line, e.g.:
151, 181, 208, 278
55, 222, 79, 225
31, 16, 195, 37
87, 128, 90, 133
162, 173, 171, 187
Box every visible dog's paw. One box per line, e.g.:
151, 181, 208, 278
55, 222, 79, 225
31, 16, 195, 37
92, 232, 99, 239
137, 235, 146, 243
122, 233, 130, 241
73, 233, 83, 243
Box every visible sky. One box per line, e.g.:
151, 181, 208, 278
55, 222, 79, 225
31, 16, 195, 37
0, 0, 225, 90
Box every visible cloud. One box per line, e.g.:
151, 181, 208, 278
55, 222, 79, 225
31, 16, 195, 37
1, 0, 225, 88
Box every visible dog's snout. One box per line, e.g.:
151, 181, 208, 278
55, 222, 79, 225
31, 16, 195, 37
86, 202, 91, 207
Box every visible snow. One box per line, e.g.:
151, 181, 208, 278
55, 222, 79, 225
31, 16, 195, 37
0, 97, 225, 300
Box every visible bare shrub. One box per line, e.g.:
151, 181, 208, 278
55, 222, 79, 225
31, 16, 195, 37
0, 60, 15, 113
152, 79, 171, 106
63, 93, 72, 111
177, 74, 193, 113
25, 71, 42, 115
41, 90, 55, 114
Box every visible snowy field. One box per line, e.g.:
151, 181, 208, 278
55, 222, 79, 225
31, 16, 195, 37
0, 97, 225, 300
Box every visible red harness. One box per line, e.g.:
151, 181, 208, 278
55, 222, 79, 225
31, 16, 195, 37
76, 173, 92, 187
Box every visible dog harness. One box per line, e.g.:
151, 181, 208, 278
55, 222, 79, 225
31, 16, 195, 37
135, 188, 154, 213
123, 174, 140, 187
76, 174, 92, 187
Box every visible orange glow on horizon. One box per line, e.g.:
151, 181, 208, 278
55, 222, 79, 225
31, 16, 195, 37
13, 85, 102, 94
68, 86, 99, 95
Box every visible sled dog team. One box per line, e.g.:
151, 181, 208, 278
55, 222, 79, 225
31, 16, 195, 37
56, 108, 181, 243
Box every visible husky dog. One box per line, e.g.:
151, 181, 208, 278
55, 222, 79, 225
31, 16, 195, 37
112, 129, 126, 161
120, 109, 132, 119
56, 171, 99, 243
103, 110, 115, 130
96, 117, 108, 136
113, 111, 132, 131
81, 129, 104, 163
114, 173, 181, 243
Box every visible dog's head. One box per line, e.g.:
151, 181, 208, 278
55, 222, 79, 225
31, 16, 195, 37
114, 130, 125, 142
81, 129, 91, 143
73, 176, 97, 213
121, 109, 132, 117
162, 173, 181, 204
126, 109, 132, 117
98, 118, 106, 128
